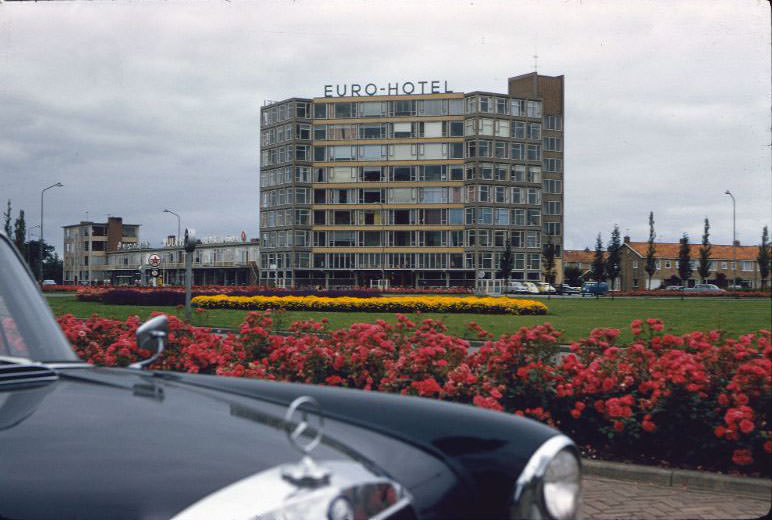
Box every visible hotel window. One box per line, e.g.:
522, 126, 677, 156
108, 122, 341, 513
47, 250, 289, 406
544, 201, 561, 215
479, 118, 494, 136
449, 142, 464, 159
465, 119, 476, 136
392, 100, 416, 116
450, 166, 464, 180
361, 166, 383, 182
527, 167, 541, 183
479, 96, 492, 113
393, 122, 414, 138
449, 98, 464, 115
314, 146, 326, 161
511, 121, 525, 139
495, 208, 510, 225
526, 100, 542, 118
478, 185, 490, 202
467, 229, 476, 246
511, 99, 525, 116
449, 121, 464, 137
544, 222, 561, 236
480, 164, 494, 180
494, 231, 506, 247
478, 140, 491, 157
296, 209, 309, 225
421, 165, 445, 181
420, 187, 447, 203
295, 166, 310, 182
511, 143, 524, 161
544, 115, 562, 131
359, 101, 385, 117
527, 231, 540, 248
480, 252, 493, 268
466, 208, 475, 225
545, 158, 562, 172
512, 165, 525, 182
544, 136, 562, 151
495, 141, 508, 158
419, 99, 445, 116
514, 252, 525, 270
527, 144, 541, 161
358, 145, 386, 160
296, 124, 311, 140
495, 97, 508, 114
512, 209, 525, 226
511, 187, 523, 204
544, 179, 562, 193
329, 146, 355, 161
495, 186, 506, 203
479, 207, 493, 225
527, 209, 541, 226
421, 121, 444, 138
391, 165, 415, 181
359, 124, 386, 139
449, 208, 464, 225
528, 253, 541, 270
450, 186, 463, 202
478, 230, 490, 247
334, 102, 355, 118
527, 188, 541, 205
495, 119, 510, 137
527, 123, 541, 140
465, 96, 478, 114
496, 165, 508, 181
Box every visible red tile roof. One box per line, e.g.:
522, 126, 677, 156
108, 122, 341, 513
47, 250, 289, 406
624, 242, 760, 261
563, 250, 601, 263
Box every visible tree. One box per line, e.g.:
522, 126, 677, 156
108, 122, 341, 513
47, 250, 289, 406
13, 210, 26, 258
645, 211, 657, 290
759, 226, 770, 290
497, 242, 514, 281
3, 200, 11, 237
542, 237, 557, 294
25, 239, 56, 280
592, 233, 606, 283
698, 218, 712, 283
678, 233, 692, 287
605, 225, 622, 294
564, 265, 583, 286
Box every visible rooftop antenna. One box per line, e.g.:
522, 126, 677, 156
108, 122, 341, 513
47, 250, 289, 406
533, 54, 538, 73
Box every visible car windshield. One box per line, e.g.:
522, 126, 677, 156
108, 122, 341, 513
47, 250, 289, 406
0, 236, 79, 363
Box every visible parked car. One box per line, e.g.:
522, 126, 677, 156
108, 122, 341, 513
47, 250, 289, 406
687, 283, 725, 293
581, 281, 609, 296
504, 280, 528, 294
0, 232, 583, 520
560, 284, 581, 295
522, 281, 541, 294
664, 285, 685, 291
41, 279, 57, 286
536, 282, 557, 294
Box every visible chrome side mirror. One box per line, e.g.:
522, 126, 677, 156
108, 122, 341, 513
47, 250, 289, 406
129, 315, 168, 369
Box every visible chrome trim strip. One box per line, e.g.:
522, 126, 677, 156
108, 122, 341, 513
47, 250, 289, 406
371, 496, 413, 520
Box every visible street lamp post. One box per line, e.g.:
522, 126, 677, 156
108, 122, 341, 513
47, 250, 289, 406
724, 190, 737, 290
40, 182, 63, 283
163, 209, 181, 245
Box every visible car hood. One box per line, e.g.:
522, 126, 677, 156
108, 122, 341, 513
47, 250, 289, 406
0, 366, 559, 520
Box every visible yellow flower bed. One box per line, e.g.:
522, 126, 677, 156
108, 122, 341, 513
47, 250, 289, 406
191, 294, 547, 315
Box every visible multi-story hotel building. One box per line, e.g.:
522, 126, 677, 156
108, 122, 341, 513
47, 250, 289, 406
63, 217, 140, 284
259, 72, 564, 288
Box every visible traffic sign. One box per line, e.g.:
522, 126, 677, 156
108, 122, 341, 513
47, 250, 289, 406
150, 269, 160, 278
148, 254, 161, 268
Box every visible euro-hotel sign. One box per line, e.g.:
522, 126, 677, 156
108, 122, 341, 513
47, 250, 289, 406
323, 81, 452, 97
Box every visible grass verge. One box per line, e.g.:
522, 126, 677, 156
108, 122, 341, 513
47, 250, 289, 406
46, 295, 771, 343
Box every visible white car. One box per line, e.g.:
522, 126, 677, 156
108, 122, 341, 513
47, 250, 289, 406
522, 282, 540, 294
42, 279, 57, 286
536, 282, 557, 294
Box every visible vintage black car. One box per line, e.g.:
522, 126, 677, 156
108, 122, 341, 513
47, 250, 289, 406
0, 232, 582, 520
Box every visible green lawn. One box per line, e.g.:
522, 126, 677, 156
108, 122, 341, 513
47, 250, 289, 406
46, 295, 771, 343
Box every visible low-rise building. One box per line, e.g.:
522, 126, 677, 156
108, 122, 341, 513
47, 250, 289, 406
619, 238, 765, 290
63, 217, 140, 284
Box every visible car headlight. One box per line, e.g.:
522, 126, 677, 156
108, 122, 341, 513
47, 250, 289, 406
543, 448, 581, 520
511, 435, 582, 520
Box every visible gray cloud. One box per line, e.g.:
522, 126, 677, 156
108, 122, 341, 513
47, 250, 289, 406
0, 0, 769, 255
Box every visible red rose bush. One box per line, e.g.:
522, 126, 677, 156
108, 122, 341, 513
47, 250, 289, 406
56, 312, 771, 475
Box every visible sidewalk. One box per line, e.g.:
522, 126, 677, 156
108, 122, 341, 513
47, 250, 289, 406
581, 460, 771, 519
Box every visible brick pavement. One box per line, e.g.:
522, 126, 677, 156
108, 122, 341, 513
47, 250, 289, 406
582, 475, 772, 519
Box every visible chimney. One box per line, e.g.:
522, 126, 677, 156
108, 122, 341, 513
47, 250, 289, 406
623, 235, 630, 244
733, 240, 740, 247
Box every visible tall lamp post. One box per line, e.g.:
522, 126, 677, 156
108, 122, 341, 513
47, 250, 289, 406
40, 182, 63, 283
163, 209, 181, 245
724, 190, 737, 290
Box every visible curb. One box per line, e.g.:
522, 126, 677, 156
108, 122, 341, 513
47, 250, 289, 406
582, 458, 772, 498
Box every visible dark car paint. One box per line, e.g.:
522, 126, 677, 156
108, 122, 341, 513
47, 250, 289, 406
1, 366, 559, 520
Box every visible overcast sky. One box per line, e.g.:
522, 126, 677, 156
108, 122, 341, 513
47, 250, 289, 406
0, 0, 770, 255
